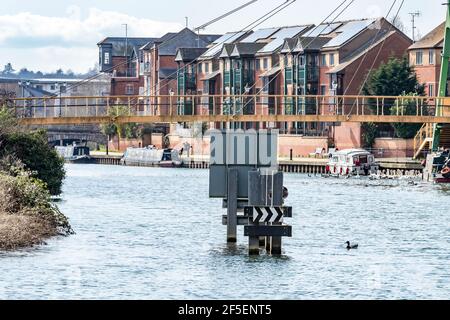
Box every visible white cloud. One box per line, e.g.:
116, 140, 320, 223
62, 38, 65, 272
0, 6, 183, 73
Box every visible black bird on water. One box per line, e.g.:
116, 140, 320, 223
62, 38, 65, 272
346, 241, 359, 250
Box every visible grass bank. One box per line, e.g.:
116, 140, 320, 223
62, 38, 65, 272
0, 169, 73, 251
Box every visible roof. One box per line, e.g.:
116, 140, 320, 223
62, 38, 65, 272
293, 36, 332, 52
98, 37, 158, 56
158, 68, 178, 79
334, 149, 371, 156
200, 31, 251, 59
23, 85, 55, 98
280, 38, 297, 53
158, 28, 221, 56
322, 19, 377, 48
257, 25, 313, 54
259, 66, 282, 78
409, 22, 445, 50
175, 48, 208, 62
230, 43, 266, 57
218, 43, 236, 58
201, 70, 221, 81
326, 31, 396, 74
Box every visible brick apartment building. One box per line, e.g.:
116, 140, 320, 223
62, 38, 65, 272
141, 28, 220, 115
409, 22, 446, 97
98, 37, 158, 96
173, 18, 411, 149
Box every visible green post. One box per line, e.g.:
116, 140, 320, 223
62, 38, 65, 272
432, 2, 450, 151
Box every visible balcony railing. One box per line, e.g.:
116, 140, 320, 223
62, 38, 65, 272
9, 94, 450, 126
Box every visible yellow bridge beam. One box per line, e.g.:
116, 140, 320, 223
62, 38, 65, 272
18, 115, 450, 125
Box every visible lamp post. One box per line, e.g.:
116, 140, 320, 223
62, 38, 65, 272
56, 82, 67, 117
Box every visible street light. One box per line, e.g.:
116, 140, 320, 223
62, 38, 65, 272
56, 82, 67, 117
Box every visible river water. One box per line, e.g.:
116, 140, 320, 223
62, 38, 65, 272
1, 164, 449, 299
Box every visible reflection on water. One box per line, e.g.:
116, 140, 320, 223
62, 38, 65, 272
0, 164, 449, 299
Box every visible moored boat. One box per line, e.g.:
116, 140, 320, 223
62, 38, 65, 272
326, 149, 379, 176
121, 146, 182, 168
55, 145, 92, 164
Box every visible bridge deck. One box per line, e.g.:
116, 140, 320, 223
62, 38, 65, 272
8, 94, 450, 125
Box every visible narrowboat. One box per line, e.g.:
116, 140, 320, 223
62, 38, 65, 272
55, 145, 92, 164
326, 149, 379, 176
121, 146, 182, 168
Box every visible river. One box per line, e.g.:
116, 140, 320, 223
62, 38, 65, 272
0, 164, 449, 299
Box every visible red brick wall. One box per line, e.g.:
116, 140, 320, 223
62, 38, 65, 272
111, 77, 143, 96
342, 32, 412, 96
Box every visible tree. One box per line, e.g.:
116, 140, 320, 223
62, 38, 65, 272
362, 56, 425, 143
100, 106, 138, 151
390, 16, 406, 33
390, 94, 429, 139
2, 63, 15, 75
0, 130, 66, 196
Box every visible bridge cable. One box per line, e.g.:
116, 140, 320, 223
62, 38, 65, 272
233, 0, 356, 117
144, 0, 298, 99
346, 0, 405, 118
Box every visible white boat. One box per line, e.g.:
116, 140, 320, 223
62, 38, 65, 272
55, 145, 92, 163
326, 149, 378, 176
121, 146, 182, 168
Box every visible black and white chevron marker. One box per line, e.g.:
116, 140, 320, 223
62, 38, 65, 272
252, 207, 284, 224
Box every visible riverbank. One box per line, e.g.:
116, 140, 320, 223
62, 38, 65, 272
0, 212, 57, 250
0, 171, 73, 251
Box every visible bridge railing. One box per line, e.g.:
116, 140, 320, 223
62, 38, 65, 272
8, 94, 450, 120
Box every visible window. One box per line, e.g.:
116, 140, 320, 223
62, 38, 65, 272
329, 54, 335, 66
126, 84, 134, 95
104, 52, 110, 65
416, 51, 423, 65
428, 84, 434, 97
429, 50, 435, 65
205, 63, 210, 73
299, 55, 305, 66
263, 58, 269, 70
50, 85, 56, 91
60, 86, 66, 94
256, 59, 260, 70
283, 55, 288, 67
198, 63, 203, 73
320, 85, 327, 96
321, 54, 327, 66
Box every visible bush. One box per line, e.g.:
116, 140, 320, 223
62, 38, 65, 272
0, 170, 72, 236
390, 95, 429, 139
0, 130, 66, 196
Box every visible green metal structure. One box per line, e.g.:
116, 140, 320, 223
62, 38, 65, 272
432, 2, 450, 151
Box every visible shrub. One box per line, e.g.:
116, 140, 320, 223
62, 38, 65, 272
0, 130, 66, 196
0, 170, 72, 236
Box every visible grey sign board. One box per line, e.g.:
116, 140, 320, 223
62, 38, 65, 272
209, 129, 278, 199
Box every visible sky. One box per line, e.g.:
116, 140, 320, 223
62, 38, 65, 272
0, 0, 445, 73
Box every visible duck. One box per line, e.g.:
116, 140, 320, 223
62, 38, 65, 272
346, 241, 359, 250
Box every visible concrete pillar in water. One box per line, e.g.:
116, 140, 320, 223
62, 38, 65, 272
227, 168, 238, 243
270, 222, 282, 255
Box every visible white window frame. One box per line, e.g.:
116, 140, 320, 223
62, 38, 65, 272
416, 51, 423, 65
104, 52, 110, 65
429, 49, 435, 65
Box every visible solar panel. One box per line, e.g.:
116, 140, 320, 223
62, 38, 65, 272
202, 31, 248, 57
240, 28, 280, 43
323, 20, 375, 48
258, 26, 308, 53
306, 23, 343, 37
